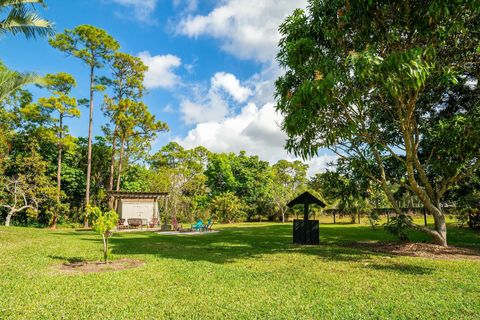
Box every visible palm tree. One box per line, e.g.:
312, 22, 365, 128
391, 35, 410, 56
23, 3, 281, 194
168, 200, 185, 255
0, 65, 43, 101
0, 0, 54, 38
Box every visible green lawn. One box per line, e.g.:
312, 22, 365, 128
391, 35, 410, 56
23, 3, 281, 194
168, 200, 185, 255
1, 222, 479, 319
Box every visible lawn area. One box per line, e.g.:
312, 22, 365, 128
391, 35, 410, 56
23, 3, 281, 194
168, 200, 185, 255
1, 222, 480, 319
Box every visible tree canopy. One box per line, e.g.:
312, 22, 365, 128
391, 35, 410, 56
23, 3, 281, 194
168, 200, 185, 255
276, 0, 480, 246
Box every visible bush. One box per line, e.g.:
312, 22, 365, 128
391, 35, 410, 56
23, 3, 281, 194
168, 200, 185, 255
210, 192, 245, 223
368, 211, 380, 230
385, 215, 412, 242
90, 206, 118, 263
468, 212, 480, 230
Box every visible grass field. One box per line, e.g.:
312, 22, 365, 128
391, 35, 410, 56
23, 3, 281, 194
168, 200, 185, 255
1, 222, 480, 319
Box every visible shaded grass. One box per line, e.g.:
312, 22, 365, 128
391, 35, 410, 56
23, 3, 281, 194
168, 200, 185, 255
0, 222, 479, 319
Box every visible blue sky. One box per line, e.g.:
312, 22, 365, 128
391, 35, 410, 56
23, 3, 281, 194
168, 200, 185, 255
0, 0, 335, 174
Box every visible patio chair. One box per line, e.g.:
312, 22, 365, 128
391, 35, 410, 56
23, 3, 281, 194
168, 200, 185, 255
191, 219, 205, 232
172, 217, 182, 231
149, 218, 159, 228
117, 219, 127, 230
205, 219, 214, 232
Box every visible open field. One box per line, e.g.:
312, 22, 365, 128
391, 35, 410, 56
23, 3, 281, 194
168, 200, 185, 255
1, 222, 480, 319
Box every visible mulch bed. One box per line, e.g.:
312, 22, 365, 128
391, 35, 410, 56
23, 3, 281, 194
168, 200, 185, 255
54, 258, 144, 274
346, 242, 480, 261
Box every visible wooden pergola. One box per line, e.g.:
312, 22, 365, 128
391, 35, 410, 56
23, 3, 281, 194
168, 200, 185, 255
108, 191, 169, 200
108, 191, 169, 225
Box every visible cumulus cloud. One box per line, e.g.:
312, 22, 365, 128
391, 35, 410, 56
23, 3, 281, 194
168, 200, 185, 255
138, 51, 182, 89
180, 93, 230, 124
110, 0, 158, 23
173, 0, 198, 12
178, 0, 307, 62
179, 72, 252, 124
176, 102, 335, 175
211, 72, 252, 103
178, 103, 283, 160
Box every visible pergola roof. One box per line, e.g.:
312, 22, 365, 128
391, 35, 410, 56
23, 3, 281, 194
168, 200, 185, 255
108, 191, 168, 199
287, 191, 326, 208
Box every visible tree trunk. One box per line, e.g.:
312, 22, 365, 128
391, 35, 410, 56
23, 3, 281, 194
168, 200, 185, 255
108, 125, 119, 209
51, 115, 63, 230
84, 65, 95, 228
432, 214, 447, 246
372, 145, 448, 246
115, 137, 126, 191
102, 234, 108, 264
5, 211, 13, 227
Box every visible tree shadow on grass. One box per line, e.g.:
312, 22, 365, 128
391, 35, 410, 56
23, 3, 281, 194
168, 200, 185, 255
366, 263, 434, 275
96, 224, 396, 265
48, 255, 88, 264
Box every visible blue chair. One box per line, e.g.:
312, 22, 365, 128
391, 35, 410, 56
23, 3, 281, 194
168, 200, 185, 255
191, 219, 204, 232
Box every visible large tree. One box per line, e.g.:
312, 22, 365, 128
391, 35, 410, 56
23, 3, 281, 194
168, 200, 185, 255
24, 73, 80, 228
0, 0, 53, 38
271, 160, 308, 223
104, 52, 147, 208
206, 151, 272, 220
276, 0, 480, 246
150, 143, 208, 222
2, 141, 56, 226
114, 100, 168, 192
50, 25, 119, 227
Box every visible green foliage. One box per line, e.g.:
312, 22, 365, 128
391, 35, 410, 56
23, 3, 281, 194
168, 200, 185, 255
206, 151, 273, 220
49, 25, 120, 69
367, 211, 380, 230
271, 159, 308, 222
90, 206, 117, 233
0, 63, 44, 102
0, 0, 54, 39
210, 192, 245, 223
275, 0, 480, 245
149, 143, 208, 223
90, 206, 118, 263
385, 215, 413, 242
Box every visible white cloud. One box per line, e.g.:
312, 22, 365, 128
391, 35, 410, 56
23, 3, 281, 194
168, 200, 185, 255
173, 0, 198, 12
211, 72, 252, 103
179, 72, 252, 124
180, 94, 230, 124
178, 0, 307, 62
110, 0, 158, 23
138, 51, 182, 90
176, 102, 335, 175
162, 104, 175, 113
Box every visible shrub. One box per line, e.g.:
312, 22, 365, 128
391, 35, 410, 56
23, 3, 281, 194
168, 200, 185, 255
90, 206, 118, 263
210, 192, 245, 223
468, 212, 480, 230
368, 211, 380, 230
385, 215, 412, 242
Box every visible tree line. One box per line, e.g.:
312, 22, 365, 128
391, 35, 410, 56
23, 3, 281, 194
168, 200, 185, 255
0, 1, 314, 228
1, 1, 479, 245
